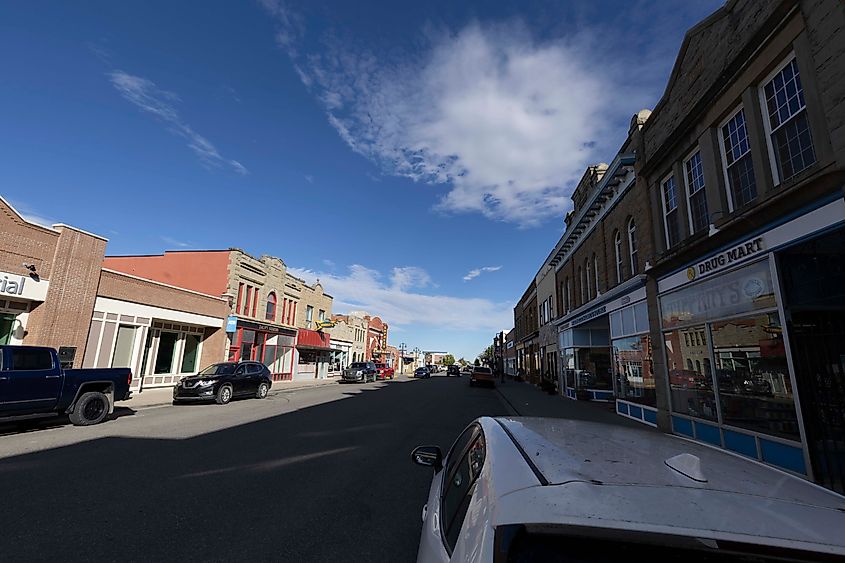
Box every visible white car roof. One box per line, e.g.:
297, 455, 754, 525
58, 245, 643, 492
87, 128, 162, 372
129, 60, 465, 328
483, 417, 845, 554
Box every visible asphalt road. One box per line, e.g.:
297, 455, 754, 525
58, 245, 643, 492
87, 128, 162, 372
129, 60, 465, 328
0, 374, 508, 562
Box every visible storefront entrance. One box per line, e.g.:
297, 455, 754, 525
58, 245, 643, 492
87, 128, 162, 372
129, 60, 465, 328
779, 227, 845, 494
0, 314, 15, 345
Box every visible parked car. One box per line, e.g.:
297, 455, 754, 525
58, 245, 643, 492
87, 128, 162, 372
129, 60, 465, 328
173, 361, 272, 404
374, 362, 395, 380
447, 365, 460, 377
414, 367, 431, 379
0, 345, 132, 426
412, 416, 845, 562
343, 361, 377, 383
461, 365, 473, 376
469, 366, 495, 387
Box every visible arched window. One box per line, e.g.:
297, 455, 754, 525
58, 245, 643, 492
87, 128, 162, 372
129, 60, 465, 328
593, 254, 599, 296
585, 259, 592, 301
686, 358, 693, 370
614, 231, 623, 284
265, 292, 277, 321
628, 218, 639, 275
564, 277, 571, 313
578, 266, 585, 304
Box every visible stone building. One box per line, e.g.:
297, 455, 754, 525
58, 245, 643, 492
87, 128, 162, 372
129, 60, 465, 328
513, 281, 538, 382
332, 313, 367, 363
637, 0, 845, 491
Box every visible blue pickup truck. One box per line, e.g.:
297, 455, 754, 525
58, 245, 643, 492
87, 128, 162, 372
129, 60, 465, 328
0, 346, 132, 426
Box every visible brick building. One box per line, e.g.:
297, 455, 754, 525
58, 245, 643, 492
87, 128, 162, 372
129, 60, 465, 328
0, 197, 228, 390
363, 314, 389, 362
513, 281, 538, 382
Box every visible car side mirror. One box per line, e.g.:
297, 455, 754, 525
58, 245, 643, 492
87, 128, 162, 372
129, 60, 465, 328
412, 445, 443, 472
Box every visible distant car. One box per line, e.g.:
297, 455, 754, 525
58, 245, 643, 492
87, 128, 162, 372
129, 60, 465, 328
343, 361, 377, 383
412, 416, 845, 562
173, 361, 271, 405
469, 366, 495, 387
447, 365, 460, 377
414, 367, 431, 379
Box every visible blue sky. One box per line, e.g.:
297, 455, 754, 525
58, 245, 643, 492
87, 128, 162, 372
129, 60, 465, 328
1, 1, 721, 360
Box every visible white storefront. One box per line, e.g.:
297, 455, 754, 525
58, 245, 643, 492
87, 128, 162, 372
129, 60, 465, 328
0, 271, 49, 346
83, 296, 224, 390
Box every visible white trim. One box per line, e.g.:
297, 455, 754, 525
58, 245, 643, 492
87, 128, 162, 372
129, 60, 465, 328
627, 217, 638, 275
614, 231, 623, 284
94, 296, 224, 328
101, 268, 228, 302
51, 223, 108, 242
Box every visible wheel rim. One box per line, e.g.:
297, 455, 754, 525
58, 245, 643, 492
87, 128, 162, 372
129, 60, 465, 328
222, 387, 231, 402
83, 397, 105, 420
259, 384, 268, 398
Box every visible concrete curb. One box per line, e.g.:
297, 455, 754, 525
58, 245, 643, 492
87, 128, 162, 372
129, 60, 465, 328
125, 379, 343, 411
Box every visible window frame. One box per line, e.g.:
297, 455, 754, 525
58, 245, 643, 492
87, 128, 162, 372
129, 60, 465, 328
265, 292, 277, 321
628, 218, 638, 275
614, 231, 623, 284
593, 254, 599, 296
717, 104, 756, 212
758, 53, 815, 186
660, 172, 680, 249
585, 258, 592, 301
683, 149, 709, 235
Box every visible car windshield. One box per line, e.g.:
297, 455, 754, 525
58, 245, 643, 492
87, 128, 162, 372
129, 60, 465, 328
349, 363, 368, 368
198, 363, 237, 376
474, 367, 492, 374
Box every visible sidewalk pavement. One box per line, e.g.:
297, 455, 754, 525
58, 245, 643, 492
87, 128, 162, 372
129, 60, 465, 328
121, 377, 342, 410
495, 379, 650, 430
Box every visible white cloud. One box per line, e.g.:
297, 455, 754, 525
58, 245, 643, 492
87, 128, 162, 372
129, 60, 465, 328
109, 71, 248, 175
260, 11, 646, 226
463, 265, 501, 282
161, 236, 191, 248
6, 199, 56, 229
288, 264, 511, 331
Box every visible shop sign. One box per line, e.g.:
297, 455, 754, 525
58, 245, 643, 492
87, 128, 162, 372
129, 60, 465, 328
686, 237, 765, 283
225, 315, 238, 332
0, 271, 49, 301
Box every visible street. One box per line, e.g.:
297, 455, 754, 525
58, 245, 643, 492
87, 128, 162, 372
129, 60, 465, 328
0, 375, 509, 562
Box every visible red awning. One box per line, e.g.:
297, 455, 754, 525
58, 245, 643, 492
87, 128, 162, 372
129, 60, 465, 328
296, 328, 332, 350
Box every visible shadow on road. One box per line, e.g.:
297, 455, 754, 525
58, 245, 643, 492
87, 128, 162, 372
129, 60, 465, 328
0, 376, 506, 562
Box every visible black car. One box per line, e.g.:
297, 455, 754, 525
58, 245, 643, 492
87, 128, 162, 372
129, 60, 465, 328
447, 365, 460, 376
414, 367, 431, 379
173, 361, 272, 405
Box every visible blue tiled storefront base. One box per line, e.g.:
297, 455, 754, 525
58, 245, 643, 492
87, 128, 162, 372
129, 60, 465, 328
564, 387, 612, 401
616, 400, 658, 427
671, 415, 806, 476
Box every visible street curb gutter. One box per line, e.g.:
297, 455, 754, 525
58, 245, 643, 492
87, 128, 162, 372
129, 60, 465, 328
494, 385, 521, 416
126, 380, 342, 411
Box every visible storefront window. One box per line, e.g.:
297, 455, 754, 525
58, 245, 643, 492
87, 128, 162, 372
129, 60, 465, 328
240, 329, 255, 361
612, 334, 655, 406
665, 324, 717, 420
154, 331, 178, 374
111, 325, 136, 368
712, 312, 798, 439
660, 259, 776, 328
180, 334, 201, 373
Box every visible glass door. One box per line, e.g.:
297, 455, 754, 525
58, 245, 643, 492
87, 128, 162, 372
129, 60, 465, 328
0, 315, 15, 345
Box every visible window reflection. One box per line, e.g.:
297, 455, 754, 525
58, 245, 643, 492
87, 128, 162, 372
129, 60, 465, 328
612, 334, 655, 406
665, 324, 717, 420
712, 313, 799, 439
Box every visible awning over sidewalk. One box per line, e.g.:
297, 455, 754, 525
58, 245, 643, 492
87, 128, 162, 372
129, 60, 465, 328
296, 328, 331, 351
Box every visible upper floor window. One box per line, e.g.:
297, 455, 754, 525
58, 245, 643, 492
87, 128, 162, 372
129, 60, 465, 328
592, 254, 599, 296
306, 305, 314, 323
614, 231, 623, 284
578, 266, 585, 304
661, 175, 681, 248
318, 309, 325, 322
684, 151, 709, 234
236, 282, 244, 314
243, 284, 252, 316
761, 57, 816, 183
720, 107, 757, 209
265, 292, 277, 321
565, 277, 571, 313
628, 219, 639, 275
584, 259, 592, 301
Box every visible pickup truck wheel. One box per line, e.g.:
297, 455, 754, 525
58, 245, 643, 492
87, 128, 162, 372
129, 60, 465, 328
69, 391, 110, 426
256, 382, 269, 399
216, 384, 233, 405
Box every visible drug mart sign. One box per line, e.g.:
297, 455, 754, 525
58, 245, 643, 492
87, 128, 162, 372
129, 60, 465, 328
686, 237, 765, 282
0, 271, 49, 301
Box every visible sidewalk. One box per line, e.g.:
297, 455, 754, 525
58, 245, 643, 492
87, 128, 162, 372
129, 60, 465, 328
495, 379, 649, 430
121, 377, 341, 410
